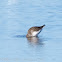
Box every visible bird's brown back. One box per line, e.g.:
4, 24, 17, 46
28, 25, 45, 31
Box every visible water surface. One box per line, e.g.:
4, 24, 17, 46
0, 0, 62, 62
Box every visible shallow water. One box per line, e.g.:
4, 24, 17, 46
0, 0, 62, 62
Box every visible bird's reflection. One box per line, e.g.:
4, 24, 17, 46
27, 36, 44, 46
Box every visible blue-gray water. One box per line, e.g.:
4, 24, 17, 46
0, 0, 62, 62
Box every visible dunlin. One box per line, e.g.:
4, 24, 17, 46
26, 25, 45, 37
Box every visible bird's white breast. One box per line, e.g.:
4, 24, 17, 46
32, 30, 40, 36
